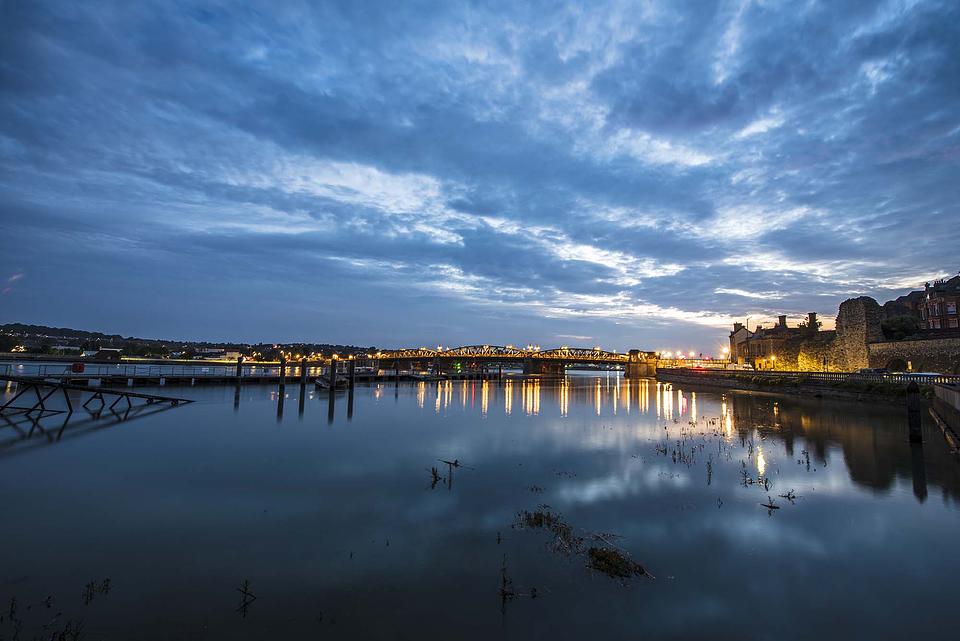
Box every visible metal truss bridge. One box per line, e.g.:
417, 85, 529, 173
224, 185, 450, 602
373, 345, 658, 377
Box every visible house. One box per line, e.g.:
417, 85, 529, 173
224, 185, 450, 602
729, 313, 819, 369
919, 275, 960, 330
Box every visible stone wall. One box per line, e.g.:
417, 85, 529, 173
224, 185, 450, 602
770, 332, 843, 372
742, 295, 960, 373
765, 297, 882, 372
833, 296, 883, 371
869, 337, 960, 373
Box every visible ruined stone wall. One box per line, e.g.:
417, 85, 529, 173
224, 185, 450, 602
770, 332, 842, 372
869, 338, 960, 373
833, 297, 883, 371
798, 333, 843, 372
743, 295, 959, 373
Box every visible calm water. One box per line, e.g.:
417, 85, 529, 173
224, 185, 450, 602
2, 375, 959, 640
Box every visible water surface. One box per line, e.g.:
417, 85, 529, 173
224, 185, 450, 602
1, 375, 958, 639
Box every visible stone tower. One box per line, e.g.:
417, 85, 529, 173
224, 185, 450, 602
834, 297, 883, 370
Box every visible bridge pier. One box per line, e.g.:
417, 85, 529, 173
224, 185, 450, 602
625, 350, 658, 378
522, 359, 565, 378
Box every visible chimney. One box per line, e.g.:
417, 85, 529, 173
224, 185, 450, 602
733, 322, 743, 332
807, 312, 818, 329
778, 315, 787, 328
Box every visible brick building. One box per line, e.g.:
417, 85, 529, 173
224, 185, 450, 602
729, 313, 819, 369
918, 275, 960, 330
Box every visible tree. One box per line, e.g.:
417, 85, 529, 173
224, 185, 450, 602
0, 334, 18, 352
881, 315, 920, 340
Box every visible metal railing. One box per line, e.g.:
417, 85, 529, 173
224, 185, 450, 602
662, 367, 960, 386
934, 383, 960, 409
0, 362, 330, 379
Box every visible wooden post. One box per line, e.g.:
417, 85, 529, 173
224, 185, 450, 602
348, 358, 356, 388
329, 356, 338, 389
235, 356, 244, 380
907, 381, 922, 443
298, 357, 308, 417
279, 355, 286, 388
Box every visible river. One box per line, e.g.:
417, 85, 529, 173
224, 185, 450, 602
1, 374, 958, 639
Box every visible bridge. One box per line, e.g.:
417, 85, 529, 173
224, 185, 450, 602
372, 345, 658, 378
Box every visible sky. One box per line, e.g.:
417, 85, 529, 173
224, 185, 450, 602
1, 1, 958, 353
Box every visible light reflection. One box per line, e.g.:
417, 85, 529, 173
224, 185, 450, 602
613, 375, 619, 415
481, 380, 489, 417
594, 378, 602, 416
416, 381, 425, 409
722, 398, 733, 439
434, 381, 442, 414
504, 380, 513, 416
757, 446, 767, 476
522, 379, 541, 416
559, 378, 569, 417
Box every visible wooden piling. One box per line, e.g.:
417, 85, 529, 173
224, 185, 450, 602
279, 355, 287, 388
235, 356, 244, 380
327, 387, 335, 424
907, 381, 922, 443
348, 358, 356, 388
300, 357, 308, 386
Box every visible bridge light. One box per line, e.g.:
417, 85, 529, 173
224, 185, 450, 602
688, 350, 695, 357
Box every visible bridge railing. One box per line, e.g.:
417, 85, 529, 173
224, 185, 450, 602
663, 367, 960, 386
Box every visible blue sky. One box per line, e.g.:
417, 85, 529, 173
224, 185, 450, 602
1, 1, 958, 352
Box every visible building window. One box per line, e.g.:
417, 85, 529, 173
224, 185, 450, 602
931, 318, 942, 329
949, 317, 959, 329
948, 302, 957, 315
921, 308, 927, 319
931, 304, 941, 317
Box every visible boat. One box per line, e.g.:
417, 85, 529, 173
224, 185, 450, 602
314, 376, 349, 390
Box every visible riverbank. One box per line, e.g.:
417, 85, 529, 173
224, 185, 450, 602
656, 368, 921, 405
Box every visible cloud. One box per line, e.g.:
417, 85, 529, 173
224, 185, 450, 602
0, 1, 958, 350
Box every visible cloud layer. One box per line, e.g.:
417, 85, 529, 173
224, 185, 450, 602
2, 1, 958, 350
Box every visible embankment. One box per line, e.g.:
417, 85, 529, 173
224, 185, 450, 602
655, 368, 916, 405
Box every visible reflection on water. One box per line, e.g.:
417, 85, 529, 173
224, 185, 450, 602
1, 374, 959, 640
